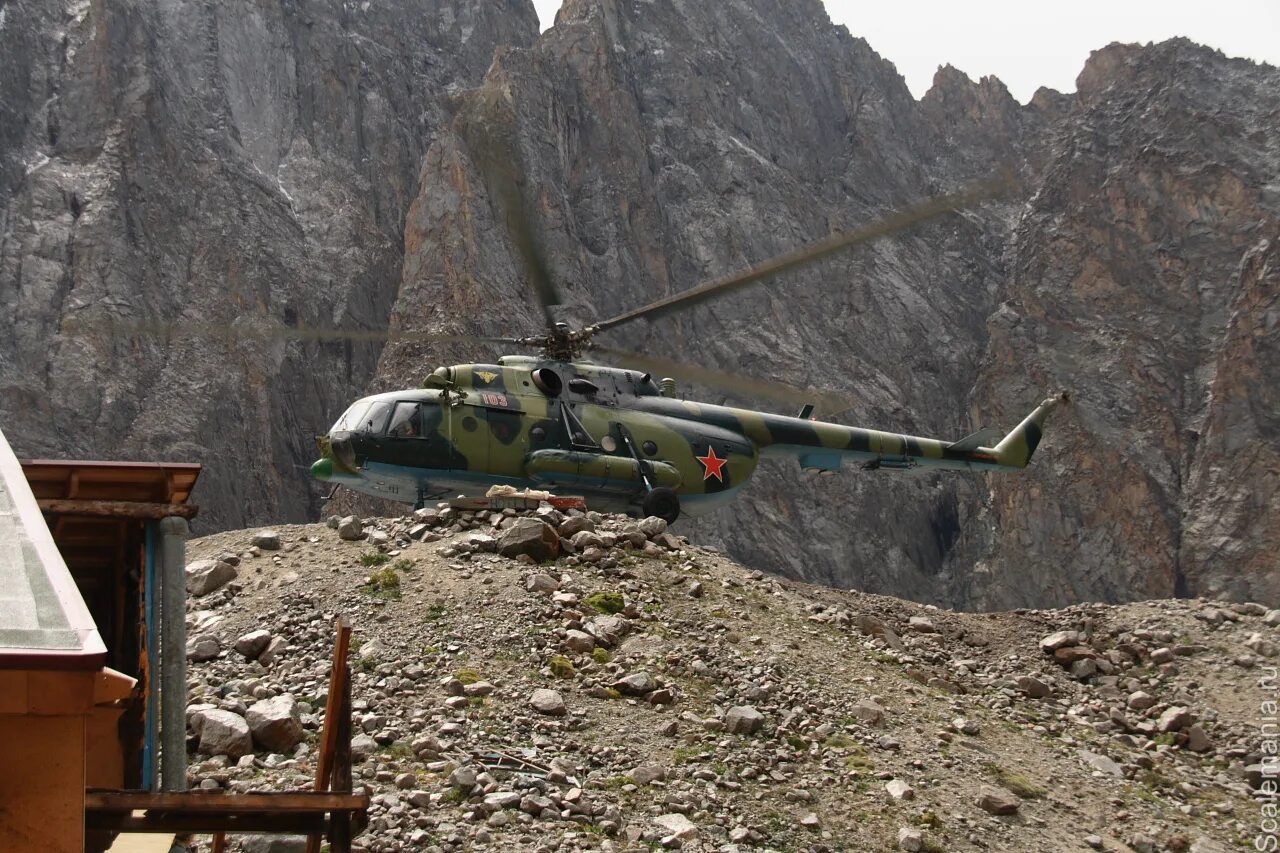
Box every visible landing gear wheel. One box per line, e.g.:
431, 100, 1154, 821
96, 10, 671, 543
641, 487, 681, 524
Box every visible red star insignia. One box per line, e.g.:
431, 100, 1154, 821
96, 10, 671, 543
696, 445, 727, 481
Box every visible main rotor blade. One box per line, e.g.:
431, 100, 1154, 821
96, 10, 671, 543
593, 173, 1016, 333
592, 345, 852, 413
453, 89, 562, 328
61, 317, 525, 348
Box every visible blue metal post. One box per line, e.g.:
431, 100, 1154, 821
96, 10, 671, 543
142, 521, 159, 791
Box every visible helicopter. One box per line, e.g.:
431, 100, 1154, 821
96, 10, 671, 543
67, 91, 1066, 524
304, 92, 1067, 523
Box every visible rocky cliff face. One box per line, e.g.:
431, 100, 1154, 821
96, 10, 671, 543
0, 0, 536, 530
3, 1, 1276, 609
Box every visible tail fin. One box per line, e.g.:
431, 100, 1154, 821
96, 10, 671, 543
991, 392, 1070, 468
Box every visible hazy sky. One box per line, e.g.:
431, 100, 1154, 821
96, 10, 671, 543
529, 0, 1280, 103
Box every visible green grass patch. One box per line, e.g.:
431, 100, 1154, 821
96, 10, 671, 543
985, 763, 1046, 799
455, 667, 482, 685
359, 551, 390, 567
392, 558, 416, 572
423, 604, 449, 621
591, 647, 612, 664
584, 590, 625, 614
361, 567, 401, 599
549, 655, 576, 678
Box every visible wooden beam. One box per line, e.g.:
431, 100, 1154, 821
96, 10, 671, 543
309, 616, 353, 853
85, 791, 368, 812
38, 499, 198, 520
85, 813, 327, 834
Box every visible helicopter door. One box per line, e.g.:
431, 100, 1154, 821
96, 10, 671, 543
383, 402, 450, 471
477, 392, 524, 479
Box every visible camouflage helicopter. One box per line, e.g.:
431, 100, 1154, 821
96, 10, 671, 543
72, 95, 1066, 523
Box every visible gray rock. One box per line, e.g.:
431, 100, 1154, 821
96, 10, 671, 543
654, 813, 698, 841
337, 517, 365, 541
186, 633, 221, 662
234, 629, 273, 659
246, 695, 304, 753
908, 615, 937, 633
251, 530, 282, 550
564, 630, 595, 653
525, 573, 559, 593
723, 705, 765, 735
1040, 630, 1081, 653
614, 671, 658, 696
850, 699, 885, 725
558, 516, 595, 538
885, 779, 914, 801
1157, 706, 1195, 732
186, 559, 237, 596
1079, 749, 1123, 778
529, 689, 566, 716
1016, 675, 1052, 698
197, 709, 253, 758
638, 516, 668, 538
1186, 724, 1211, 752
898, 827, 924, 851
1127, 690, 1157, 710
630, 763, 666, 785
350, 734, 378, 762
497, 518, 561, 562
976, 786, 1020, 814
239, 836, 306, 853
257, 636, 288, 666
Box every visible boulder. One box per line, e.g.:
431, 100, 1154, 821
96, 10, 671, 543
186, 559, 237, 596
529, 689, 567, 717
564, 630, 595, 653
251, 530, 282, 550
497, 518, 561, 562
197, 709, 253, 758
337, 516, 365, 541
613, 671, 658, 696
246, 695, 305, 753
257, 636, 288, 666
525, 573, 559, 593
637, 516, 668, 538
723, 705, 765, 734
1040, 630, 1082, 653
350, 734, 377, 762
976, 786, 1020, 815
1157, 706, 1195, 733
1016, 675, 1052, 698
1079, 750, 1123, 778
885, 779, 914, 801
186, 634, 220, 662
234, 629, 273, 659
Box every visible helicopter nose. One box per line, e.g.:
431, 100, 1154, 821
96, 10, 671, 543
310, 456, 334, 481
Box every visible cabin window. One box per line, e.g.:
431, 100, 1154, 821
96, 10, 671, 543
387, 402, 421, 437
361, 401, 392, 433
386, 402, 442, 437
330, 402, 369, 433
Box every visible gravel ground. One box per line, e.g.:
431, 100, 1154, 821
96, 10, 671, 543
175, 505, 1275, 853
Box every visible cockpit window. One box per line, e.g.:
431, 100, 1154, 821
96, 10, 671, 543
386, 402, 443, 437
330, 402, 370, 433
362, 401, 392, 433
387, 402, 420, 437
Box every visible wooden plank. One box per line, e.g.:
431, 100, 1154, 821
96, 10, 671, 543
85, 791, 368, 813
37, 499, 198, 520
211, 833, 226, 853
308, 617, 352, 853
86, 813, 327, 834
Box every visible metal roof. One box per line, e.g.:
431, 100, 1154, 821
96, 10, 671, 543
0, 429, 108, 670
